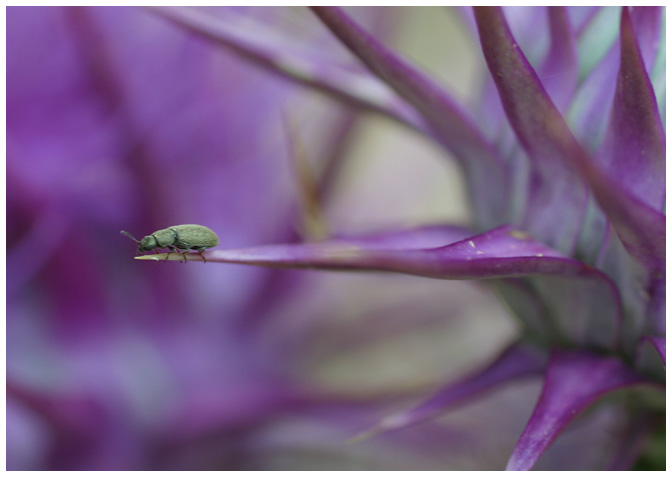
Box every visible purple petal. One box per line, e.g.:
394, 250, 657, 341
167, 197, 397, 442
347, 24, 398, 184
568, 40, 619, 151
6, 380, 129, 470
239, 225, 473, 331
506, 349, 655, 471
599, 7, 665, 212
309, 6, 508, 227
330, 224, 473, 250
149, 6, 425, 132
137, 225, 622, 347
473, 6, 587, 254
357, 341, 547, 438
569, 9, 662, 146
568, 6, 601, 35
144, 225, 593, 279
474, 7, 665, 272
629, 7, 662, 74
239, 110, 362, 328
161, 382, 306, 440
536, 7, 578, 112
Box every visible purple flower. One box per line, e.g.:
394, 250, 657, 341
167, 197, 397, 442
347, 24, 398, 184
7, 6, 664, 471
146, 5, 666, 470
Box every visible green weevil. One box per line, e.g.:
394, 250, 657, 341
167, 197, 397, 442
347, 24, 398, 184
121, 225, 219, 262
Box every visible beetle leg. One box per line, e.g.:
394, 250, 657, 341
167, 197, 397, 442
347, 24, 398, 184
173, 246, 188, 263
165, 246, 179, 262
151, 248, 166, 263
198, 250, 207, 263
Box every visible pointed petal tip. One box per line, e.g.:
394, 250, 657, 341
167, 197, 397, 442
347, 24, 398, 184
346, 427, 381, 446
347, 412, 413, 445
505, 349, 653, 471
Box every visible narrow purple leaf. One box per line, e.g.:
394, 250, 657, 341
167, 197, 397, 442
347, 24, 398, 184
581, 158, 666, 274
137, 224, 622, 347
148, 7, 425, 132
568, 40, 619, 151
474, 7, 665, 272
569, 6, 601, 36
629, 7, 662, 74
310, 6, 508, 227
329, 224, 474, 250
506, 349, 653, 471
600, 7, 665, 212
570, 8, 662, 144
537, 7, 578, 112
141, 225, 601, 280
474, 6, 587, 254
356, 341, 547, 439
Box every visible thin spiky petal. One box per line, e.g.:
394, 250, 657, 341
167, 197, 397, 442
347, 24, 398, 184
473, 6, 587, 254
537, 7, 578, 112
474, 6, 665, 272
354, 342, 547, 439
505, 349, 656, 471
310, 6, 508, 227
137, 225, 623, 348
600, 7, 665, 211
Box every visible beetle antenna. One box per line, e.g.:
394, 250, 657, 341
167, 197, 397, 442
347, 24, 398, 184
120, 230, 140, 243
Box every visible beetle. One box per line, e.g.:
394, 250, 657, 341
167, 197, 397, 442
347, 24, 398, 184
121, 225, 219, 262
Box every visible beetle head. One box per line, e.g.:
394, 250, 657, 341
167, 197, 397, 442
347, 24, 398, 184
138, 235, 158, 251
121, 230, 149, 254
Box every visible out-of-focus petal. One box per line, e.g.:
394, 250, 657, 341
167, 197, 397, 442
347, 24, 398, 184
537, 7, 578, 112
6, 380, 134, 470
353, 341, 547, 439
575, 6, 620, 80
148, 7, 426, 133
648, 12, 665, 125
567, 6, 601, 35
506, 349, 657, 471
568, 40, 619, 151
629, 7, 662, 74
309, 6, 508, 228
158, 382, 308, 441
